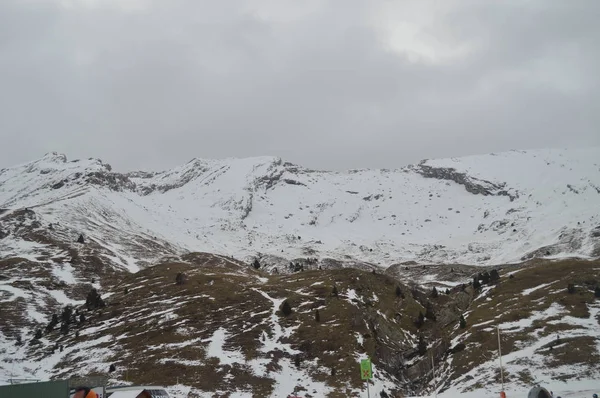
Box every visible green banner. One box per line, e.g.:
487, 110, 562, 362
360, 358, 372, 380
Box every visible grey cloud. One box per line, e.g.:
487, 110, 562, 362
0, 0, 598, 172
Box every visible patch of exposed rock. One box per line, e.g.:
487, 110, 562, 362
413, 163, 519, 201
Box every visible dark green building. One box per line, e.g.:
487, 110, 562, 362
0, 379, 70, 398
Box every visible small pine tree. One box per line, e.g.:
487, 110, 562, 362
332, 285, 338, 297
60, 322, 69, 335
431, 287, 438, 298
281, 300, 292, 316
46, 313, 59, 332
77, 234, 85, 243
445, 288, 450, 295
109, 364, 116, 372
294, 355, 301, 368
490, 269, 500, 283
330, 366, 336, 376
425, 302, 436, 321
417, 334, 427, 355
459, 315, 467, 329
79, 313, 85, 324
395, 286, 403, 297
315, 309, 321, 322
481, 271, 491, 285
175, 272, 186, 285
61, 305, 73, 325
253, 259, 260, 270
75, 331, 80, 339
414, 311, 425, 328
16, 335, 22, 346
86, 288, 105, 310
34, 329, 42, 340
473, 276, 482, 290
567, 283, 575, 294
595, 286, 600, 298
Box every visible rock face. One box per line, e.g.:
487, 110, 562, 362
413, 162, 519, 201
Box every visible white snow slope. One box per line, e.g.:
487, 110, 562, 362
2, 148, 599, 271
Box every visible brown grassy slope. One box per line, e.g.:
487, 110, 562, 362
440, 258, 600, 392
45, 255, 424, 397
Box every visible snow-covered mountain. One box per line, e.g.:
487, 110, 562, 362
1, 147, 599, 272
1, 148, 600, 397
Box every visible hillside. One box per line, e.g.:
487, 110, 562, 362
2, 253, 598, 397
1, 148, 599, 272
1, 148, 600, 396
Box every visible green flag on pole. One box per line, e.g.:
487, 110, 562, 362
360, 358, 372, 380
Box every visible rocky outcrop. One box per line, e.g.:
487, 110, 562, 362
84, 171, 136, 192
414, 163, 519, 201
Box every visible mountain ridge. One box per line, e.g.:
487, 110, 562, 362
2, 147, 599, 271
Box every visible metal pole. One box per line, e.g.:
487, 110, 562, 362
366, 380, 370, 398
497, 325, 504, 392
432, 352, 437, 398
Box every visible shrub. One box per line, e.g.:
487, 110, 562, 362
46, 313, 59, 332
86, 288, 106, 310
425, 302, 436, 321
459, 315, 466, 329
395, 286, 404, 298
567, 283, 575, 294
332, 285, 338, 297
417, 334, 427, 355
281, 300, 292, 316
61, 306, 73, 325
490, 269, 500, 283
175, 272, 186, 285
414, 311, 425, 328
480, 272, 491, 285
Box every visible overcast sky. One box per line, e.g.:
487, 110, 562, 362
1, 0, 598, 172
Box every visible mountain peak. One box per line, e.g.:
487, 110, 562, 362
41, 151, 67, 163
